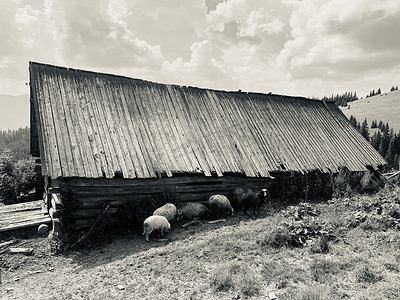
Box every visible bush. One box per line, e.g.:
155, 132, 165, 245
0, 149, 36, 205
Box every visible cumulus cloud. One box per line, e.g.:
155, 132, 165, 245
163, 40, 229, 88
45, 0, 165, 69
278, 0, 400, 81
1, 0, 400, 99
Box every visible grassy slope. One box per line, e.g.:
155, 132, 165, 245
340, 90, 400, 132
1, 187, 400, 300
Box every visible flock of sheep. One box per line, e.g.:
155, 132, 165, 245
143, 187, 269, 241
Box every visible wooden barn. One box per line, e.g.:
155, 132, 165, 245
29, 62, 386, 236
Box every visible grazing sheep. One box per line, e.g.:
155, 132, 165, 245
232, 187, 251, 209
242, 188, 269, 215
176, 202, 209, 221
143, 215, 171, 241
208, 194, 234, 219
153, 203, 177, 223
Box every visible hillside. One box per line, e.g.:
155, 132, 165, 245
340, 90, 400, 132
0, 94, 30, 131
1, 187, 400, 299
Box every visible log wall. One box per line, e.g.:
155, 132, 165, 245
59, 174, 275, 231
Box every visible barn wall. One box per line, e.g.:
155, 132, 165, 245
59, 174, 275, 231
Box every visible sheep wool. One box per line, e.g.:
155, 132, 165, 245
177, 202, 209, 221
143, 215, 171, 241
153, 203, 177, 223
208, 194, 234, 219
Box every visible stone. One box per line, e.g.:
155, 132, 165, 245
38, 224, 49, 235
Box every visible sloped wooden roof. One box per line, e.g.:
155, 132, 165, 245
29, 62, 387, 179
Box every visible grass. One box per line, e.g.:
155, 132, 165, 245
1, 186, 400, 299
340, 89, 400, 132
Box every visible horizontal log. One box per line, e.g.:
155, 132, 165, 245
65, 174, 274, 188
65, 207, 118, 219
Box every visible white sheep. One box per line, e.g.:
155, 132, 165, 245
208, 194, 234, 219
153, 203, 177, 223
176, 202, 209, 221
143, 215, 171, 241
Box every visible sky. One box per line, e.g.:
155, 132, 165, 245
1, 0, 400, 101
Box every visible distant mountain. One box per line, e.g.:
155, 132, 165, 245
340, 90, 400, 132
0, 94, 30, 130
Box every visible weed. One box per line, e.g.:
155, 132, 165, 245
210, 262, 261, 297
298, 284, 329, 300
310, 258, 339, 282
210, 266, 233, 292
259, 227, 300, 249
354, 265, 382, 284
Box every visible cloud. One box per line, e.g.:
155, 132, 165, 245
45, 0, 165, 69
278, 0, 400, 81
163, 40, 229, 88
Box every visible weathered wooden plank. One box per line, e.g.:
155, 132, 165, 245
0, 216, 51, 232
0, 211, 50, 224
0, 200, 44, 213
218, 92, 256, 176
118, 79, 149, 178
163, 85, 194, 173
96, 76, 128, 177
182, 88, 223, 176
178, 89, 213, 176
46, 67, 73, 177
55, 68, 84, 177
166, 85, 202, 173
122, 80, 156, 178
29, 65, 48, 175
139, 84, 172, 177
36, 65, 62, 178
86, 74, 116, 178
175, 88, 211, 176
150, 84, 179, 174
128, 81, 160, 177
201, 90, 233, 172
112, 80, 141, 178
104, 77, 137, 178
305, 101, 345, 171
76, 72, 106, 178
67, 71, 94, 177
281, 98, 322, 171
242, 94, 280, 172
265, 96, 306, 172
233, 93, 271, 177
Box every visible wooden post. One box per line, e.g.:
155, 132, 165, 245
48, 185, 64, 254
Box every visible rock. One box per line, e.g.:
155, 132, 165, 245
269, 292, 277, 299
38, 224, 49, 235
117, 284, 125, 290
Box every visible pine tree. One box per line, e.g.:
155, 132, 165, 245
385, 137, 396, 166
359, 118, 370, 141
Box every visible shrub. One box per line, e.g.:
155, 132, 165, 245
0, 149, 36, 205
260, 227, 301, 249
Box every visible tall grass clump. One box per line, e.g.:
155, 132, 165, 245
354, 265, 382, 284
210, 262, 260, 297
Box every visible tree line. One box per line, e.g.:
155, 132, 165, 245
0, 127, 31, 161
325, 86, 399, 107
349, 115, 400, 171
